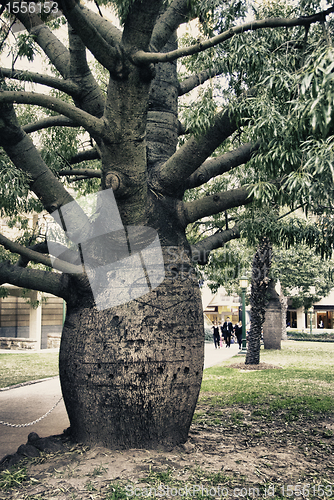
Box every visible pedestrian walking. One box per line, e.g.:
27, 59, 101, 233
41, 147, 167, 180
234, 321, 243, 349
212, 321, 220, 349
221, 316, 233, 348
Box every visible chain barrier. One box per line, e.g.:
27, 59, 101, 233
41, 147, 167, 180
0, 397, 63, 428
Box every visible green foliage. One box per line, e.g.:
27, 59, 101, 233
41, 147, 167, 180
203, 240, 253, 295
0, 154, 36, 217
0, 467, 29, 491
105, 483, 129, 500
0, 286, 9, 298
40, 124, 82, 173
179, 0, 334, 221
181, 86, 217, 137
179, 33, 220, 82
110, 0, 136, 23
273, 245, 334, 309
192, 2, 333, 212
187, 0, 248, 36
10, 33, 40, 63
21, 288, 48, 309
201, 206, 334, 309
239, 207, 334, 257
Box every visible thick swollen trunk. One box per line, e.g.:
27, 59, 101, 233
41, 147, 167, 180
59, 255, 204, 449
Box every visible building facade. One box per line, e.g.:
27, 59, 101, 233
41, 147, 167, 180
0, 286, 64, 349
287, 288, 334, 331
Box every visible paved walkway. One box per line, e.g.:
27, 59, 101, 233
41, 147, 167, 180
0, 342, 240, 458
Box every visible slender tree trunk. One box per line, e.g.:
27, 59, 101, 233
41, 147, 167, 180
245, 238, 272, 365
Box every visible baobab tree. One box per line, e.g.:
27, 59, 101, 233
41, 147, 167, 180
0, 0, 333, 448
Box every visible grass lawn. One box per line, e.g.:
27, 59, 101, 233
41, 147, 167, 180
0, 351, 59, 389
196, 341, 334, 423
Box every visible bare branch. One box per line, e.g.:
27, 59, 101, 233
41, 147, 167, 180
0, 260, 69, 298
23, 116, 77, 134
185, 142, 260, 190
156, 107, 238, 194
69, 148, 100, 165
0, 101, 90, 237
67, 25, 105, 120
60, 1, 125, 78
191, 227, 240, 265
80, 5, 122, 47
0, 233, 82, 274
16, 241, 48, 267
179, 66, 225, 96
0, 67, 80, 95
183, 187, 252, 225
59, 168, 101, 178
0, 91, 105, 138
150, 0, 191, 53
133, 6, 334, 65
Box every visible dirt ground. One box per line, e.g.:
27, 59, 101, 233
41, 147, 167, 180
1, 364, 334, 499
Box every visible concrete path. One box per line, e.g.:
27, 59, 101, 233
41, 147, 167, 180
0, 342, 240, 458
0, 377, 69, 459
203, 341, 240, 369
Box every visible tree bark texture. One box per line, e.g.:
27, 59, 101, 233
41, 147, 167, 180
245, 238, 272, 365
59, 263, 204, 449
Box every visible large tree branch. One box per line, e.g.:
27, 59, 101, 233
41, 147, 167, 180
4, 4, 70, 77
67, 25, 105, 120
0, 91, 105, 138
16, 241, 48, 268
4, 6, 116, 118
150, 0, 191, 53
0, 233, 81, 274
182, 187, 252, 225
80, 5, 122, 47
122, 0, 165, 52
155, 107, 238, 194
191, 227, 240, 265
0, 101, 90, 243
0, 260, 69, 299
69, 148, 100, 165
179, 66, 225, 96
23, 116, 76, 134
185, 142, 260, 190
0, 67, 80, 95
59, 168, 101, 179
133, 6, 334, 65
59, 0, 125, 78
0, 260, 66, 297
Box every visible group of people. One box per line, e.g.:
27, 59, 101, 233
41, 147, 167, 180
212, 318, 243, 349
